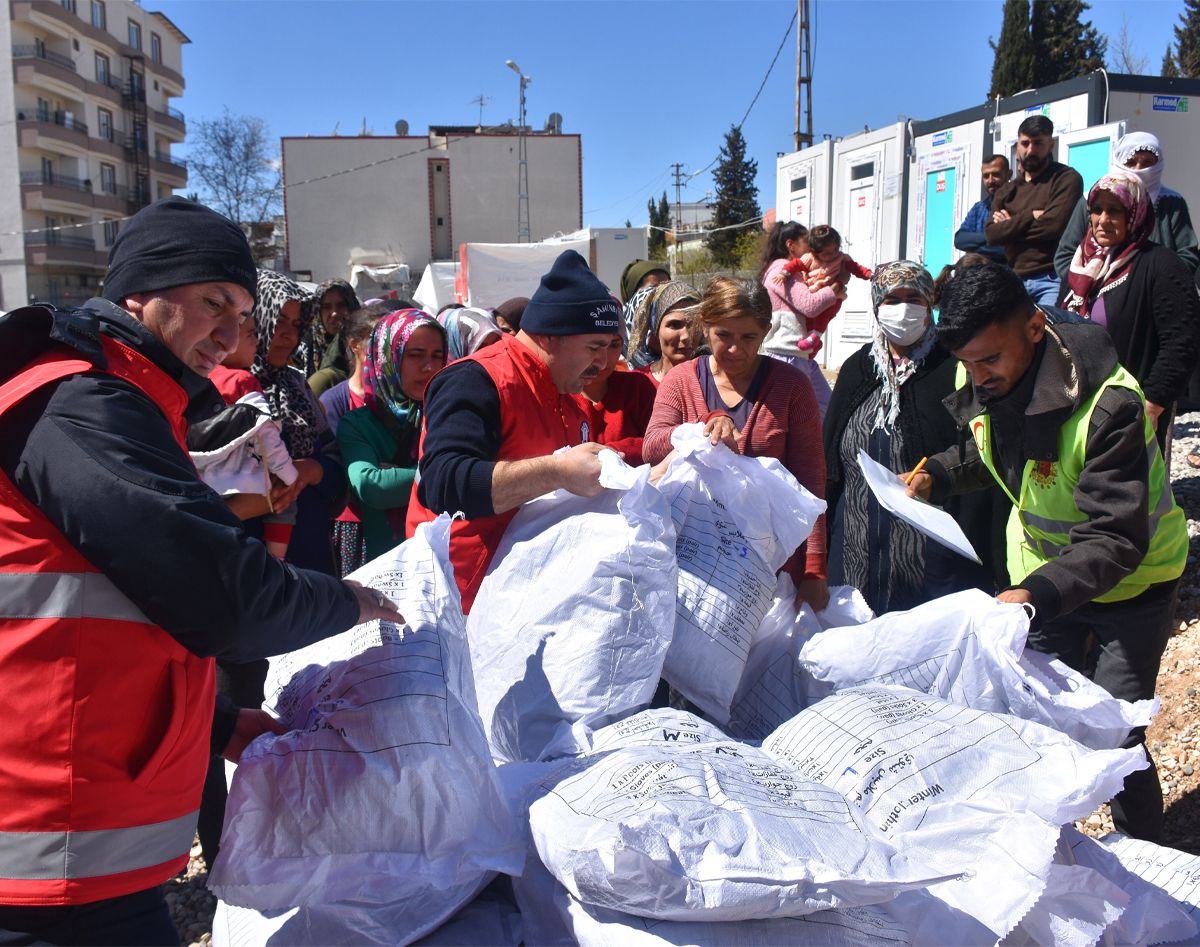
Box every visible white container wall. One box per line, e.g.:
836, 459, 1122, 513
825, 123, 909, 369
774, 140, 834, 228
1108, 87, 1200, 216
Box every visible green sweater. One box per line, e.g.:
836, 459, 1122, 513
336, 406, 418, 562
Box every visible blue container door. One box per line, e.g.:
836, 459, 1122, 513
923, 166, 957, 279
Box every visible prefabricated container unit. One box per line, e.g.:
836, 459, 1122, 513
905, 104, 992, 282
825, 122, 910, 370
775, 140, 834, 227
991, 74, 1200, 211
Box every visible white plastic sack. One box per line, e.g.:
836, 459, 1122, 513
467, 451, 677, 762
1096, 832, 1200, 943
797, 588, 1154, 750
209, 517, 523, 943
1062, 827, 1198, 947
763, 685, 1150, 938
527, 710, 956, 922
727, 575, 873, 740
655, 424, 826, 722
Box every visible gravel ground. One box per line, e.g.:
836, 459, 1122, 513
164, 412, 1200, 944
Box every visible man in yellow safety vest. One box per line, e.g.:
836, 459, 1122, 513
907, 261, 1187, 842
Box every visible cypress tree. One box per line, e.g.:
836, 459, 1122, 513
988, 0, 1034, 98
1163, 45, 1181, 78
708, 126, 760, 268
1030, 0, 1107, 88
1175, 0, 1200, 77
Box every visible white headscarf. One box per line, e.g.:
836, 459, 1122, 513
1113, 132, 1164, 205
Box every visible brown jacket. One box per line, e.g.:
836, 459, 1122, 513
985, 161, 1083, 277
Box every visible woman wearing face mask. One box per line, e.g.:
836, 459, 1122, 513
1061, 170, 1200, 458
337, 310, 448, 562
1055, 132, 1199, 280
643, 276, 829, 611
823, 261, 1005, 614
628, 279, 702, 382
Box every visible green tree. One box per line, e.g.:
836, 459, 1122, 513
1174, 0, 1200, 76
1163, 44, 1181, 78
708, 126, 760, 268
733, 230, 765, 273
647, 190, 670, 259
1030, 0, 1107, 88
988, 0, 1034, 98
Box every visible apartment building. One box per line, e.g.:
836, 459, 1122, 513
0, 0, 188, 310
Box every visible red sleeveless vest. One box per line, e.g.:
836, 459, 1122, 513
0, 337, 215, 905
406, 337, 590, 612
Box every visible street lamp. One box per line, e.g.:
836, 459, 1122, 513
505, 60, 531, 242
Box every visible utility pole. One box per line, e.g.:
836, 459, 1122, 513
505, 60, 532, 242
795, 0, 813, 151
671, 163, 685, 239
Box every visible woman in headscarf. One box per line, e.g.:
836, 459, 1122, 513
296, 278, 360, 386
1055, 132, 1199, 279
628, 279, 702, 383
438, 306, 503, 362
823, 261, 1004, 614
1062, 170, 1200, 455
337, 310, 448, 562
620, 259, 671, 338
249, 269, 346, 575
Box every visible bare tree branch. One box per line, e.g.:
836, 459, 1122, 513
188, 108, 281, 225
1111, 13, 1149, 74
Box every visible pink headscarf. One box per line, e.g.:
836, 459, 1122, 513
1064, 170, 1157, 318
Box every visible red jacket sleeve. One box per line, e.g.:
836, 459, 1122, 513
783, 373, 828, 581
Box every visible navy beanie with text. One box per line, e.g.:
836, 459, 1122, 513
520, 250, 622, 336
102, 196, 258, 305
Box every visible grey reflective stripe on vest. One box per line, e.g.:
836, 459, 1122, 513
0, 573, 149, 623
0, 810, 197, 880
1021, 439, 1175, 558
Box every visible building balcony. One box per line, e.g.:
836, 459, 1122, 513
152, 151, 187, 181
20, 171, 96, 211
10, 1, 79, 39
16, 110, 89, 153
93, 185, 131, 214
150, 105, 185, 136
12, 44, 85, 95
25, 232, 107, 269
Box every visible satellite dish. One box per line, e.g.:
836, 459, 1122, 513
394, 119, 409, 136
545, 112, 563, 134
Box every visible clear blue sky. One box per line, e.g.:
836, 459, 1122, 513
153, 0, 1178, 227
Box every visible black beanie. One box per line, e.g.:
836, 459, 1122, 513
520, 251, 622, 336
102, 197, 258, 305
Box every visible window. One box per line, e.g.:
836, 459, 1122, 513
41, 157, 54, 185
850, 162, 875, 181
150, 32, 161, 64
100, 163, 116, 194
127, 19, 140, 50
94, 52, 109, 86
790, 175, 808, 192
61, 0, 77, 12
103, 219, 119, 247
97, 107, 112, 141
44, 216, 59, 244
36, 97, 51, 122
90, 0, 105, 30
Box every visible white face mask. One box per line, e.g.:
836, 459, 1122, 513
875, 301, 929, 346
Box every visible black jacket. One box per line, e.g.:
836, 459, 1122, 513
823, 341, 1008, 606
1087, 243, 1200, 410
926, 323, 1154, 622
0, 301, 360, 669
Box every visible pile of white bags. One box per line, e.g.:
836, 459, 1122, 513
210, 517, 524, 945
466, 451, 677, 762
654, 424, 827, 723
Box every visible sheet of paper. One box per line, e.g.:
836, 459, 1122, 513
856, 449, 981, 564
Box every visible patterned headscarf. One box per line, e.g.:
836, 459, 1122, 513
296, 279, 360, 376
1113, 132, 1164, 205
1064, 171, 1156, 319
868, 261, 937, 433
629, 280, 701, 368
250, 270, 319, 458
622, 283, 657, 345
361, 309, 446, 453
438, 306, 502, 362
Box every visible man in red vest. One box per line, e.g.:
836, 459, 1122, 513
0, 197, 399, 944
407, 250, 621, 612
